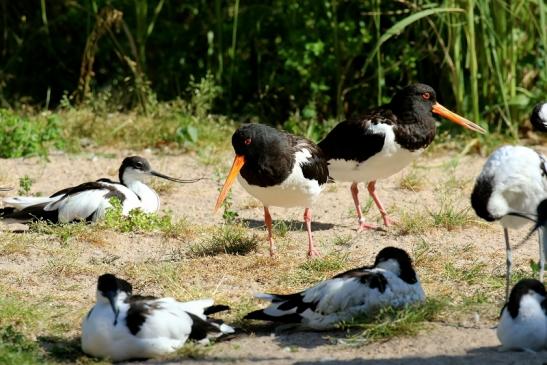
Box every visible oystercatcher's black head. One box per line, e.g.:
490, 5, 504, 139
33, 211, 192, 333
373, 246, 417, 284
215, 124, 285, 212
505, 279, 546, 318
390, 83, 486, 134
530, 102, 547, 132
231, 124, 282, 158
119, 156, 200, 186
97, 273, 133, 325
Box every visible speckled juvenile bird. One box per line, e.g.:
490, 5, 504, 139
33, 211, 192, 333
318, 83, 486, 231
81, 274, 234, 361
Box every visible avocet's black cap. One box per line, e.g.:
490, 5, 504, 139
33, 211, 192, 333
506, 279, 546, 318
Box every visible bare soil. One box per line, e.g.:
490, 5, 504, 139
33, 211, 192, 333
1, 145, 547, 364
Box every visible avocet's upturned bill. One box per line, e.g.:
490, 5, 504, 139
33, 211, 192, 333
214, 124, 329, 257
497, 279, 547, 352
471, 145, 547, 300
319, 83, 486, 231
0, 156, 200, 223
244, 247, 425, 330
81, 274, 234, 361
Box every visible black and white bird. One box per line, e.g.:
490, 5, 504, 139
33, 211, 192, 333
243, 246, 425, 330
318, 83, 486, 231
497, 279, 547, 352
81, 273, 234, 361
214, 124, 329, 257
471, 145, 547, 299
531, 101, 547, 133
0, 156, 199, 223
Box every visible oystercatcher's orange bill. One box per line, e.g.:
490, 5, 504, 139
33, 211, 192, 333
214, 155, 246, 213
432, 102, 487, 134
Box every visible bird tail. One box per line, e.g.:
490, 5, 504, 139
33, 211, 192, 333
243, 308, 302, 323
3, 196, 57, 210
203, 304, 230, 315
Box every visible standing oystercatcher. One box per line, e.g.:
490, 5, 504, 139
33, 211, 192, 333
531, 101, 547, 132
214, 124, 329, 257
471, 145, 547, 299
243, 246, 425, 330
497, 279, 547, 351
0, 156, 200, 223
81, 274, 234, 361
319, 83, 486, 231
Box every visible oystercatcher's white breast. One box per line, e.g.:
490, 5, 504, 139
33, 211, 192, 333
238, 148, 323, 208
327, 124, 423, 182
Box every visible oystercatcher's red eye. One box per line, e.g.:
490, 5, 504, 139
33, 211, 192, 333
422, 92, 431, 100
244, 138, 252, 145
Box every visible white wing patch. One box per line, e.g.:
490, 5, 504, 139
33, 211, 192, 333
238, 147, 323, 208
328, 123, 423, 183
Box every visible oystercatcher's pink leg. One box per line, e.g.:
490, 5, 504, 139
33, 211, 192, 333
367, 181, 393, 226
264, 206, 275, 256
351, 182, 376, 231
304, 208, 320, 257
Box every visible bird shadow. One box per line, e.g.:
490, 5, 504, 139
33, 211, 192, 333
37, 335, 88, 363
242, 218, 335, 231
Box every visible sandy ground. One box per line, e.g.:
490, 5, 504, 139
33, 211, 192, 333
1, 144, 547, 364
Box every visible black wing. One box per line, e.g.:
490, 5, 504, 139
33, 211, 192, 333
318, 109, 394, 163
51, 181, 126, 204
287, 134, 329, 185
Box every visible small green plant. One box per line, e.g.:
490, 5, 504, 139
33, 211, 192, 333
333, 234, 352, 246
0, 109, 67, 158
340, 299, 445, 343
30, 221, 91, 244
101, 198, 174, 233
399, 169, 424, 191
286, 253, 348, 286
397, 210, 432, 235
18, 176, 33, 195
0, 325, 45, 364
189, 223, 258, 257
428, 196, 474, 231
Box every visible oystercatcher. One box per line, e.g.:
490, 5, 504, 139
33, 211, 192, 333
471, 145, 547, 300
214, 124, 329, 257
497, 279, 547, 351
81, 274, 234, 361
0, 156, 200, 223
319, 83, 486, 231
531, 101, 547, 132
243, 246, 425, 330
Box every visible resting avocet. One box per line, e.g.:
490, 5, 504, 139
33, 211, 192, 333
0, 156, 199, 223
497, 278, 547, 352
318, 83, 486, 231
214, 124, 329, 257
81, 273, 234, 361
243, 246, 425, 330
471, 145, 547, 299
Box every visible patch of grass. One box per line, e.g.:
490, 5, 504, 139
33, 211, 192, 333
444, 261, 488, 286
0, 233, 35, 256
18, 176, 33, 195
399, 169, 425, 191
101, 198, 176, 233
173, 341, 211, 360
30, 221, 95, 245
0, 326, 48, 365
428, 196, 475, 231
273, 220, 297, 238
286, 253, 348, 286
189, 224, 259, 257
340, 299, 445, 344
397, 209, 433, 235
0, 109, 71, 158
332, 234, 353, 246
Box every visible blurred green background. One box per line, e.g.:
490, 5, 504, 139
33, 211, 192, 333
1, 0, 546, 137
